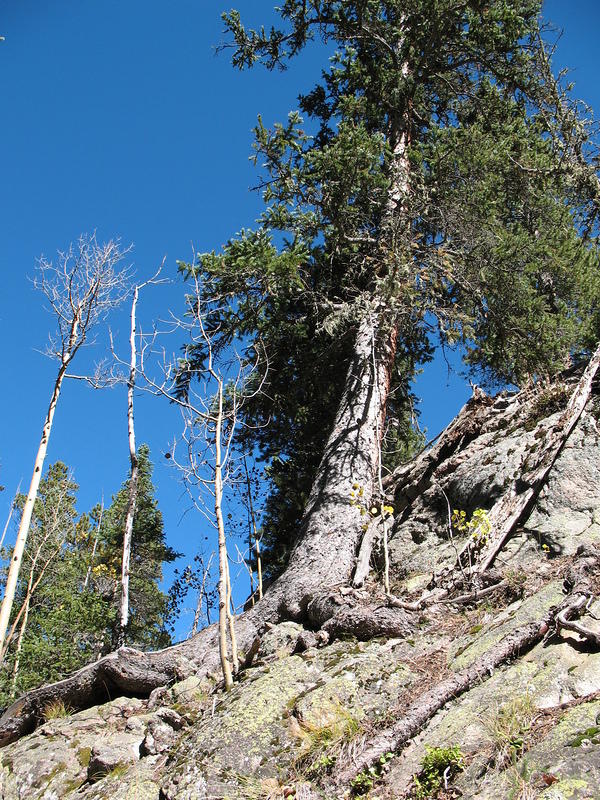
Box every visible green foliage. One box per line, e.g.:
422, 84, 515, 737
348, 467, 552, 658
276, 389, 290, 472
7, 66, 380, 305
0, 452, 177, 707
42, 698, 72, 720
486, 694, 536, 768
0, 464, 112, 707
411, 745, 465, 800
96, 445, 179, 649
451, 508, 492, 546
294, 699, 362, 777
181, 0, 600, 576
351, 751, 395, 795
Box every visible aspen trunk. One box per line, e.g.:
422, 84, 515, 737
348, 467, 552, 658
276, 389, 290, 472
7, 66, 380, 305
0, 482, 21, 555
118, 286, 140, 646
214, 379, 234, 690
0, 358, 71, 655
9, 591, 31, 700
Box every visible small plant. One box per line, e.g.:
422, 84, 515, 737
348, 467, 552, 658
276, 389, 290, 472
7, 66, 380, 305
411, 745, 464, 800
350, 483, 394, 520
42, 698, 72, 720
451, 508, 491, 547
486, 694, 537, 769
507, 757, 538, 800
504, 569, 527, 597
351, 751, 395, 795
294, 698, 361, 777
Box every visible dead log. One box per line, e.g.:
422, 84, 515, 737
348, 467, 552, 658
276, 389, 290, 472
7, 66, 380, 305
332, 550, 600, 791
465, 341, 600, 576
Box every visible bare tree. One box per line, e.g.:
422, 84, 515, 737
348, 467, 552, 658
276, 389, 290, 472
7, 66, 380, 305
138, 275, 266, 690
115, 268, 164, 647
0, 235, 130, 655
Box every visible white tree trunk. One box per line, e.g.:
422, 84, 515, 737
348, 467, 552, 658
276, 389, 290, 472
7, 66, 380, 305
118, 286, 140, 646
214, 380, 234, 690
0, 358, 70, 655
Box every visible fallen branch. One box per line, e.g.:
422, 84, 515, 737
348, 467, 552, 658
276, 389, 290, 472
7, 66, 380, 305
440, 580, 508, 606
456, 342, 600, 578
331, 581, 598, 790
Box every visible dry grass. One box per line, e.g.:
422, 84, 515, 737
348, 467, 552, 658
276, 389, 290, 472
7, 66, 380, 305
42, 698, 72, 720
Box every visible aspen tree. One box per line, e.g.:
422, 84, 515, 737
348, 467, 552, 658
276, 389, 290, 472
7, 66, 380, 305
117, 268, 164, 647
138, 271, 266, 689
0, 235, 129, 655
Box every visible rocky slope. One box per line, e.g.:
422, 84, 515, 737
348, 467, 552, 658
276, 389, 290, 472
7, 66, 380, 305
2, 369, 600, 800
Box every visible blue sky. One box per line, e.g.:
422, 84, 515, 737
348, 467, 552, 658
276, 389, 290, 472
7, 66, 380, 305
0, 1, 598, 638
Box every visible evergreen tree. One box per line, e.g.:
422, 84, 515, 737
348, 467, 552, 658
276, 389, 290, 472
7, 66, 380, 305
178, 1, 600, 613
98, 445, 179, 649
0, 464, 109, 707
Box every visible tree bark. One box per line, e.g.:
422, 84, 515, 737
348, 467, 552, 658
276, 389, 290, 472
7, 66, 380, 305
258, 314, 397, 623
214, 378, 234, 691
0, 355, 72, 655
118, 285, 141, 646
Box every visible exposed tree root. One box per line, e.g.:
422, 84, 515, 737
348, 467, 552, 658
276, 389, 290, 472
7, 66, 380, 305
0, 612, 261, 746
331, 550, 600, 792
0, 646, 193, 746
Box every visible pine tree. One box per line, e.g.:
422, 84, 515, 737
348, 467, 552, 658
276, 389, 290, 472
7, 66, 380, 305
98, 445, 179, 650
178, 0, 600, 620
0, 464, 109, 706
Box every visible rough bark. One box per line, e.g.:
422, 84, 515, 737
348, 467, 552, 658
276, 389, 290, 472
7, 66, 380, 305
258, 314, 397, 623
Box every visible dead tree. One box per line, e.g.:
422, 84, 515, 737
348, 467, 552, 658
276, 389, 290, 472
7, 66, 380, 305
138, 274, 266, 690
0, 235, 129, 656
112, 267, 164, 647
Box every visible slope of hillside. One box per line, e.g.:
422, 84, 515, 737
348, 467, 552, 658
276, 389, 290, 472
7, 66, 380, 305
2, 368, 600, 800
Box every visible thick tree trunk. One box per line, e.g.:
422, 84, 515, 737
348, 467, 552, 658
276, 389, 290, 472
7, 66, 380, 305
258, 315, 397, 623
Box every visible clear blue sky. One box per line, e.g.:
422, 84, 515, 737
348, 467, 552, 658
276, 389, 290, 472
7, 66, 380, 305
0, 2, 598, 638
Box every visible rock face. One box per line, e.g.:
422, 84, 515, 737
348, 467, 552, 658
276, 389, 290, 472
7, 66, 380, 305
2, 373, 600, 799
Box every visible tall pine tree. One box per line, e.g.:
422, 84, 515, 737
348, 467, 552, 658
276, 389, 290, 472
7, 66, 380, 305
179, 0, 600, 620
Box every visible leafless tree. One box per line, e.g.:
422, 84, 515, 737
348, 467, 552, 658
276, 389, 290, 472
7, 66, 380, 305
110, 267, 165, 647
0, 235, 130, 655
138, 273, 267, 690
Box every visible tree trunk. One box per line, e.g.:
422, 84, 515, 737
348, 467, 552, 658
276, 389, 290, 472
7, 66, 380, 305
9, 591, 31, 700
0, 359, 70, 655
118, 286, 141, 646
0, 481, 21, 555
260, 314, 397, 623
214, 379, 234, 691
